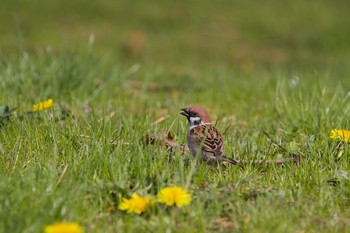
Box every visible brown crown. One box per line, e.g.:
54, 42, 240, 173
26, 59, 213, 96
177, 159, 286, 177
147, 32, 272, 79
188, 105, 211, 123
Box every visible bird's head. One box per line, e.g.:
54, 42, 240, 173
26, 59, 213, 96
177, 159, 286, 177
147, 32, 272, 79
180, 105, 211, 127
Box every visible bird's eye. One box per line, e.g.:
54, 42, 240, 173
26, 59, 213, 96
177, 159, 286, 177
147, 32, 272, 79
192, 112, 197, 116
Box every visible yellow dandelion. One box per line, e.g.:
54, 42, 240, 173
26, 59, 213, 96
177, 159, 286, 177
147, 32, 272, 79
44, 222, 83, 233
330, 129, 350, 143
118, 193, 153, 214
33, 98, 54, 111
157, 186, 191, 207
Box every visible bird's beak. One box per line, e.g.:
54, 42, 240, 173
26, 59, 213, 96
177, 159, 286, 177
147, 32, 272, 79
180, 108, 189, 117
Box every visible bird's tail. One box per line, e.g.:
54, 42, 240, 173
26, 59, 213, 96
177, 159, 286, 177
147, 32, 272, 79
224, 156, 239, 165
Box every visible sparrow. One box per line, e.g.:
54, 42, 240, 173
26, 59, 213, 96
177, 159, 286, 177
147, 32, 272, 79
180, 106, 238, 165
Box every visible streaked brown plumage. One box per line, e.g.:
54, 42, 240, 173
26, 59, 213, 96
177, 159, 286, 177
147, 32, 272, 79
180, 106, 237, 165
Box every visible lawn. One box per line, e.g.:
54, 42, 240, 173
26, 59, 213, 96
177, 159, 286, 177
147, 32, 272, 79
0, 1, 350, 233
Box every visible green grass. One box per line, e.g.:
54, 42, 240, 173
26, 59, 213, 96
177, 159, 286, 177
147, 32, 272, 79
1, 0, 350, 232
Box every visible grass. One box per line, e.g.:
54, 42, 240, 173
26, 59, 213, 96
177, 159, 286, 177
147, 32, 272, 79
1, 0, 350, 232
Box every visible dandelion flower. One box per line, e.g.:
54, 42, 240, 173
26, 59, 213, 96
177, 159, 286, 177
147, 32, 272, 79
33, 98, 54, 111
44, 222, 83, 233
157, 186, 191, 207
118, 193, 153, 214
330, 129, 350, 143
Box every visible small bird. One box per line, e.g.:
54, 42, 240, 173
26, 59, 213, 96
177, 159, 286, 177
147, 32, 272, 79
180, 106, 238, 165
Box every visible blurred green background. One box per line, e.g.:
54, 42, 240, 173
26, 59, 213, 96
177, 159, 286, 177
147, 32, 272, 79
1, 0, 350, 73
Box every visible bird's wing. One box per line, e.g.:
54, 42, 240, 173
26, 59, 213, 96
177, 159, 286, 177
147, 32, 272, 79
191, 124, 224, 156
